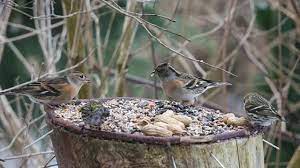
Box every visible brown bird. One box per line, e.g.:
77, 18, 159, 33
244, 92, 285, 127
0, 72, 90, 105
151, 63, 231, 105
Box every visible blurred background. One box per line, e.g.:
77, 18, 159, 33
0, 0, 299, 167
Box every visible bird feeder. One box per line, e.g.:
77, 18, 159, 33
46, 97, 264, 168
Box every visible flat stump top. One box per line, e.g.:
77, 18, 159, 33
47, 97, 254, 145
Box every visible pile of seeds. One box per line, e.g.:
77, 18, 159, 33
53, 98, 247, 136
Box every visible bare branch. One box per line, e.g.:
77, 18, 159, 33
0, 113, 45, 153
23, 129, 53, 150
263, 139, 280, 150
0, 151, 54, 161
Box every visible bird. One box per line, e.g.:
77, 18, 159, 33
151, 63, 231, 105
0, 72, 90, 105
243, 92, 284, 128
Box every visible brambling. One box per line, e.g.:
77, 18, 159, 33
151, 63, 231, 105
244, 92, 284, 127
0, 72, 90, 105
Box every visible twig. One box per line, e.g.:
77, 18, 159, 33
42, 155, 56, 168
105, 0, 189, 41
7, 22, 35, 31
108, 69, 161, 88
109, 1, 183, 39
31, 3, 105, 19
23, 129, 53, 150
54, 23, 67, 63
252, 17, 288, 37
0, 151, 54, 161
7, 42, 36, 76
264, 77, 282, 117
240, 38, 269, 75
136, 13, 176, 22
114, 0, 140, 96
11, 6, 33, 18
265, 125, 280, 162
0, 114, 45, 153
218, 0, 237, 89
1, 20, 64, 44
213, 0, 256, 74
130, 0, 180, 57
103, 10, 116, 50
148, 24, 237, 77
46, 0, 55, 72
100, 0, 236, 77
171, 156, 177, 168
187, 20, 224, 42
0, 48, 95, 94
263, 139, 280, 150
150, 37, 158, 98
170, 21, 224, 78
86, 0, 105, 97
110, 1, 175, 22
210, 153, 226, 168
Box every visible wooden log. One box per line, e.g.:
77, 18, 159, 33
45, 98, 264, 168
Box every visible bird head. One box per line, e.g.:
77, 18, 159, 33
243, 92, 262, 106
151, 63, 180, 80
67, 72, 90, 87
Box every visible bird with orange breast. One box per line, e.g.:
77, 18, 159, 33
151, 63, 231, 105
0, 72, 90, 105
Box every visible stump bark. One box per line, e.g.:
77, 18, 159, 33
46, 99, 264, 168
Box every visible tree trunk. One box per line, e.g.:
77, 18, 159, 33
46, 99, 264, 168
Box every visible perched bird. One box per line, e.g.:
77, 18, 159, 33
243, 92, 284, 127
151, 63, 231, 105
0, 72, 90, 105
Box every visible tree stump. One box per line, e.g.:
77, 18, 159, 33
46, 98, 264, 168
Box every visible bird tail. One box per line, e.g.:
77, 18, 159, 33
0, 90, 17, 95
0, 90, 13, 95
0, 88, 24, 95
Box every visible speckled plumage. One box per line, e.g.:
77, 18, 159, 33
244, 92, 284, 127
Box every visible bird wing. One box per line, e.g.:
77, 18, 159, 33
0, 76, 70, 103
40, 76, 76, 96
178, 73, 200, 87
17, 81, 61, 97
38, 76, 67, 85
245, 96, 282, 119
179, 73, 223, 90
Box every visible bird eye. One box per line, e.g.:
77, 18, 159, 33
80, 75, 84, 79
